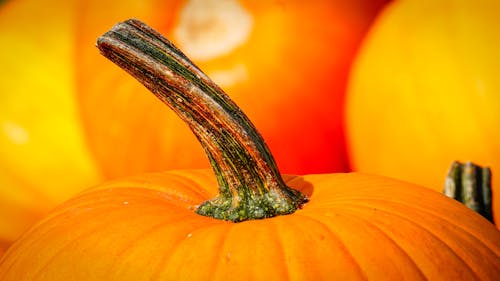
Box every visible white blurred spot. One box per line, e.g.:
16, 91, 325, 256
2, 121, 29, 145
209, 63, 248, 87
174, 0, 254, 61
475, 77, 485, 97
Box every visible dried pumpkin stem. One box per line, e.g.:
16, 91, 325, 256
96, 19, 307, 222
443, 161, 494, 223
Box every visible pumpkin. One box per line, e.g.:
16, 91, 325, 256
1, 19, 498, 280
0, 0, 389, 245
346, 0, 500, 223
0, 0, 102, 246
0, 240, 7, 257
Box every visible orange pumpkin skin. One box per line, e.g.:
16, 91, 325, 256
0, 240, 7, 258
346, 1, 500, 221
75, 0, 390, 178
0, 170, 498, 280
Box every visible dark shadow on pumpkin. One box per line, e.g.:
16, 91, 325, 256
284, 175, 314, 198
0, 238, 10, 255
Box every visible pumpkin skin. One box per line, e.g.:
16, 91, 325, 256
0, 0, 389, 244
346, 0, 500, 222
0, 170, 499, 280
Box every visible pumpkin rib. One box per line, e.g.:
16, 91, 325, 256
88, 176, 212, 206
325, 196, 500, 253
83, 186, 200, 209
136, 171, 216, 200
268, 220, 291, 281
311, 188, 495, 242
342, 201, 500, 275
166, 170, 219, 197
290, 213, 369, 280
2, 191, 201, 279
335, 204, 487, 280
59, 184, 204, 216
297, 211, 426, 280
0, 203, 131, 272
12, 198, 213, 279
205, 224, 236, 281
106, 214, 212, 276
326, 207, 456, 280
37, 190, 186, 228
151, 222, 231, 280
112, 218, 220, 280
28, 207, 157, 281
164, 172, 215, 199
269, 217, 315, 280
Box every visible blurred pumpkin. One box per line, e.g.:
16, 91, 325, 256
0, 0, 101, 247
0, 20, 498, 280
0, 0, 389, 245
346, 0, 500, 222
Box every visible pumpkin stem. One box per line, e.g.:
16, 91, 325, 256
96, 19, 307, 222
443, 161, 494, 223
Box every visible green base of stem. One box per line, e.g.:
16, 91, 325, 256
197, 187, 308, 222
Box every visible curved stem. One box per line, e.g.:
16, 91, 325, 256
97, 19, 307, 222
444, 161, 494, 223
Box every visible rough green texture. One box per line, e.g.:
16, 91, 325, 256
444, 161, 494, 223
197, 182, 306, 222
97, 19, 308, 222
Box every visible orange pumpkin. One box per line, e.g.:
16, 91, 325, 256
346, 0, 500, 222
2, 171, 499, 280
0, 240, 7, 257
1, 19, 498, 280
0, 0, 389, 245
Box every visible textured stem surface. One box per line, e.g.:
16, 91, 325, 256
444, 161, 493, 223
97, 19, 307, 222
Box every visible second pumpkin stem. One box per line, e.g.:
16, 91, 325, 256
444, 161, 494, 223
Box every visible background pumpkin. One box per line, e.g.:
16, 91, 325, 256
0, 0, 389, 246
0, 21, 498, 279
346, 0, 500, 222
0, 0, 101, 250
75, 0, 391, 178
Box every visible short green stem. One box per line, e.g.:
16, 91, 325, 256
443, 161, 494, 223
96, 19, 307, 222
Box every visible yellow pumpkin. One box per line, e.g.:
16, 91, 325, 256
346, 0, 500, 222
0, 19, 498, 280
0, 0, 101, 245
0, 0, 389, 244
